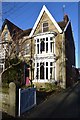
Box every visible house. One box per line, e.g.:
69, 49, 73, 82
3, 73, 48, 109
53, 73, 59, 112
0, 19, 23, 71
28, 5, 75, 88
1, 19, 23, 57
1, 5, 75, 89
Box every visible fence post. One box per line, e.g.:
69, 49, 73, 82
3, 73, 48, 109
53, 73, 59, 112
9, 82, 16, 117
18, 88, 21, 117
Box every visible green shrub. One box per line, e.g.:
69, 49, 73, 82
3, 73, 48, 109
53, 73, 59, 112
2, 61, 24, 85
45, 83, 57, 91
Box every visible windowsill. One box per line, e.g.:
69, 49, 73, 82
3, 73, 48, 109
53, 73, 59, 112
33, 79, 55, 83
34, 53, 55, 56
34, 53, 56, 60
34, 31, 55, 37
23, 54, 31, 57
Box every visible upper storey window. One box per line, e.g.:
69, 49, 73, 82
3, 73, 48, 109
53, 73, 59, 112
35, 36, 54, 54
24, 44, 30, 55
42, 22, 48, 32
4, 31, 8, 41
40, 39, 45, 53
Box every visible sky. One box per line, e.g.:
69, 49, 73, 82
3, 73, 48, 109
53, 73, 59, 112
78, 2, 80, 68
1, 1, 79, 68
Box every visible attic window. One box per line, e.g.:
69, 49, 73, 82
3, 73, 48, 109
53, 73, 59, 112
42, 22, 48, 32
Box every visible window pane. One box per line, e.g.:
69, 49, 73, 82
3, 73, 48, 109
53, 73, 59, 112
40, 63, 44, 79
43, 22, 48, 32
46, 43, 48, 53
50, 42, 53, 52
46, 67, 48, 79
46, 37, 48, 41
50, 37, 53, 41
37, 63, 39, 67
50, 67, 55, 79
36, 68, 39, 79
40, 39, 42, 42
40, 41, 45, 53
46, 62, 48, 66
43, 38, 45, 41
37, 39, 39, 42
50, 62, 53, 66
50, 68, 52, 79
37, 44, 39, 54
43, 27, 48, 32
24, 44, 30, 55
43, 22, 48, 27
4, 31, 8, 41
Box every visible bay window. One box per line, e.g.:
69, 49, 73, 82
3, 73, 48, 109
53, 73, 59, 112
36, 61, 55, 81
35, 36, 54, 54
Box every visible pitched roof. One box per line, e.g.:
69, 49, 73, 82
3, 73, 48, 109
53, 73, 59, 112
23, 28, 32, 36
1, 19, 32, 40
1, 19, 23, 40
58, 14, 70, 31
18, 28, 32, 39
57, 21, 67, 30
29, 5, 63, 37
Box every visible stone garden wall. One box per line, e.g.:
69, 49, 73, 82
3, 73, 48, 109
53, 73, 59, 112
0, 82, 16, 117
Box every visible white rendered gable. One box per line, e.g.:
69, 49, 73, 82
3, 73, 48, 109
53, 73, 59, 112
29, 5, 62, 37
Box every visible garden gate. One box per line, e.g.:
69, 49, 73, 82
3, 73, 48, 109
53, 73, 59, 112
18, 87, 36, 116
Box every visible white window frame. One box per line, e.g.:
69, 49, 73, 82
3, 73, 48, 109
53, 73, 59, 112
35, 61, 55, 82
24, 44, 30, 55
42, 22, 49, 33
35, 34, 55, 55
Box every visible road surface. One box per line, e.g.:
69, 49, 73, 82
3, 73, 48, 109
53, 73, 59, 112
22, 82, 80, 118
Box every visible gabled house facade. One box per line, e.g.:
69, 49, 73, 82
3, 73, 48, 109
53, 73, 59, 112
29, 5, 75, 88
1, 5, 75, 89
1, 19, 23, 57
0, 19, 23, 71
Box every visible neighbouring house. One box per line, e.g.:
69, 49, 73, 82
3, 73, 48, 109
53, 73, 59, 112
0, 30, 5, 73
1, 5, 75, 89
0, 19, 32, 85
1, 19, 23, 57
0, 19, 23, 72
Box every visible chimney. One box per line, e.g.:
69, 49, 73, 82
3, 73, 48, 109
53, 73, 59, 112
63, 14, 69, 23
